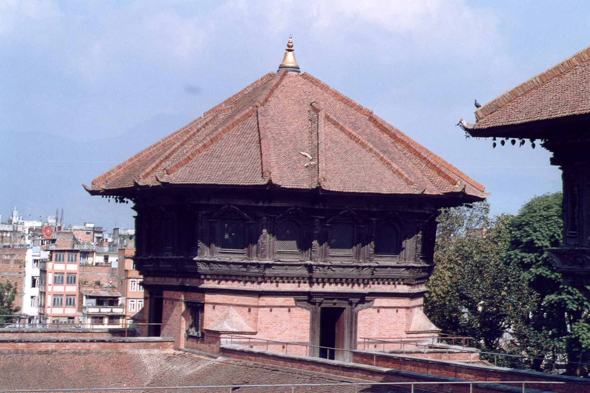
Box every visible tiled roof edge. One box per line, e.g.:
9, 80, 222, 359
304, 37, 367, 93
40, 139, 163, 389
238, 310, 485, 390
165, 107, 257, 176
203, 72, 277, 118
475, 45, 590, 121
319, 108, 415, 187
302, 72, 484, 194
371, 114, 485, 194
300, 73, 374, 117
91, 116, 206, 190
139, 113, 220, 181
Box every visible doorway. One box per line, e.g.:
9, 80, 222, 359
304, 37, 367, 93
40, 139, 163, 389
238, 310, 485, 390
148, 291, 163, 337
319, 307, 345, 360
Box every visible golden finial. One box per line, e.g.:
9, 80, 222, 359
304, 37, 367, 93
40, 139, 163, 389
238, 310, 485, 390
278, 34, 300, 73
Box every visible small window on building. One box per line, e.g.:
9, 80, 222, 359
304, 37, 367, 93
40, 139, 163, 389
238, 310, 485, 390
108, 316, 119, 325
65, 295, 76, 307
129, 299, 136, 312
31, 276, 39, 288
186, 302, 204, 338
374, 222, 401, 256
53, 273, 64, 284
80, 252, 89, 263
67, 253, 77, 263
219, 219, 247, 251
137, 299, 144, 310
276, 220, 301, 253
54, 252, 65, 262
91, 316, 103, 325
103, 255, 109, 264
30, 296, 38, 308
52, 296, 63, 307
66, 274, 76, 285
138, 280, 144, 291
129, 279, 137, 292
32, 259, 39, 268
328, 222, 355, 257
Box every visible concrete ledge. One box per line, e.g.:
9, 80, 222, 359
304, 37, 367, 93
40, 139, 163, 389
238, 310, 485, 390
0, 336, 174, 351
220, 345, 554, 393
352, 349, 590, 390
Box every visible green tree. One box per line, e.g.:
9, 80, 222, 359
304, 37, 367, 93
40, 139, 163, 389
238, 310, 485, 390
0, 281, 20, 325
505, 192, 590, 375
425, 201, 517, 352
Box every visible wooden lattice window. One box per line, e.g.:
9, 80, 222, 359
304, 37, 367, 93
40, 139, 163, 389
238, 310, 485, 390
374, 222, 401, 256
219, 218, 247, 252
328, 221, 355, 258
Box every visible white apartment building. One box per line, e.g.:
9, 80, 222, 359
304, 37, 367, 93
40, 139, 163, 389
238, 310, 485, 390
22, 246, 48, 323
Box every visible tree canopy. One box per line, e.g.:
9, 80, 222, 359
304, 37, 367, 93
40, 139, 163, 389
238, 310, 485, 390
426, 193, 590, 376
0, 281, 19, 324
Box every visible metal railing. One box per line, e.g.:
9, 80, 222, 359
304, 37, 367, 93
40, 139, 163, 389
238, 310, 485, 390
0, 380, 571, 393
225, 335, 351, 360
0, 317, 163, 339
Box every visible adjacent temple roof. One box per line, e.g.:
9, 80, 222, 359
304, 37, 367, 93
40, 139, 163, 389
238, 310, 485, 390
88, 37, 485, 200
461, 45, 590, 134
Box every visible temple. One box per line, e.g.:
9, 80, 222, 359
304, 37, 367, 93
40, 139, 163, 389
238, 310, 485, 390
460, 45, 590, 285
86, 37, 486, 358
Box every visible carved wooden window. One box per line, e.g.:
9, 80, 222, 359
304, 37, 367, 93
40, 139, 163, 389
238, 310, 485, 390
275, 220, 302, 260
219, 218, 247, 253
374, 222, 401, 256
328, 222, 356, 259
162, 215, 175, 256
186, 301, 204, 338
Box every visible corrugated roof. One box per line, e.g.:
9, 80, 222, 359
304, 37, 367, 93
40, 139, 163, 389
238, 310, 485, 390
88, 70, 485, 199
81, 289, 121, 297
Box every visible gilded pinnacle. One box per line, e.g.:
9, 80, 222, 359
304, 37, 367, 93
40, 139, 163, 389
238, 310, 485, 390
278, 34, 300, 73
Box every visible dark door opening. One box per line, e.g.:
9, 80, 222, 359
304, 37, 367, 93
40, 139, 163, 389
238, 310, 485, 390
319, 307, 345, 360
148, 291, 163, 337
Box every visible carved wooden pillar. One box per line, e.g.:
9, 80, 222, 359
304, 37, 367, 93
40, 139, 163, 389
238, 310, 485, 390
546, 138, 590, 284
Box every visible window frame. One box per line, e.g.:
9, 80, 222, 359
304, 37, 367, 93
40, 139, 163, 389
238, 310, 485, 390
274, 219, 304, 261
65, 295, 76, 307
66, 274, 77, 285
52, 295, 64, 307
185, 301, 205, 338
54, 252, 65, 262
67, 253, 77, 263
373, 221, 402, 261
53, 273, 64, 284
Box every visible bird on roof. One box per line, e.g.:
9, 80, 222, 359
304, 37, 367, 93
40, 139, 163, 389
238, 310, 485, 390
474, 99, 481, 108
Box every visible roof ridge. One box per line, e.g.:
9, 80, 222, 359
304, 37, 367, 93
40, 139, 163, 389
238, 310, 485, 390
369, 114, 486, 191
203, 72, 276, 118
476, 45, 590, 121
259, 69, 287, 107
300, 73, 374, 116
138, 113, 221, 181
165, 107, 257, 176
317, 107, 414, 187
91, 116, 206, 189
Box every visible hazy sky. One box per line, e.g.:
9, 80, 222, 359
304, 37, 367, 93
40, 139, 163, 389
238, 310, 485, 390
3, 0, 589, 227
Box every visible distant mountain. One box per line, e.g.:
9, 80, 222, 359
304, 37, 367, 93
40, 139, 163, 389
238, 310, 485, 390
1, 113, 192, 228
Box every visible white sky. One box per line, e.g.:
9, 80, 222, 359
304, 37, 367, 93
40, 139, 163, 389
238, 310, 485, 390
2, 0, 588, 226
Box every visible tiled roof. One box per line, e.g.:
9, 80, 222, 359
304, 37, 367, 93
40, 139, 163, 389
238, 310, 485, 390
473, 45, 590, 130
89, 70, 485, 199
0, 350, 387, 392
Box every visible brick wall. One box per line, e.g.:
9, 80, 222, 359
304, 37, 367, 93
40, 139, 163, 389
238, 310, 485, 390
0, 248, 26, 312
0, 337, 174, 351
